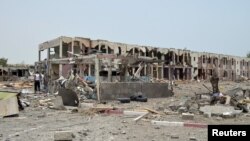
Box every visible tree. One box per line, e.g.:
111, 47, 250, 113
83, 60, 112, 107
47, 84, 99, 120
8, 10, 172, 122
0, 58, 8, 67
247, 52, 250, 58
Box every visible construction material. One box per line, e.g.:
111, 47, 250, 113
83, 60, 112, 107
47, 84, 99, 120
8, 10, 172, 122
181, 113, 194, 120
58, 88, 79, 106
133, 112, 149, 122
143, 107, 161, 115
151, 120, 207, 128
123, 110, 148, 117
0, 92, 19, 117
54, 131, 73, 141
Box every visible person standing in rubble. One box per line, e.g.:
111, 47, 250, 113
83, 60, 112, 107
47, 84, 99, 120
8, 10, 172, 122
210, 68, 221, 105
34, 71, 41, 94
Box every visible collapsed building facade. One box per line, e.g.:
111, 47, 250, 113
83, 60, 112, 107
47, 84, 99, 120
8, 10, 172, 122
0, 65, 34, 81
36, 36, 250, 100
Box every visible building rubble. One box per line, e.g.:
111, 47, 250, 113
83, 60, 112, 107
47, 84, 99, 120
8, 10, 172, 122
1, 36, 250, 141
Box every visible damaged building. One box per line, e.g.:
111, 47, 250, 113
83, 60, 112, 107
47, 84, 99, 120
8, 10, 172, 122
0, 65, 34, 81
36, 36, 250, 100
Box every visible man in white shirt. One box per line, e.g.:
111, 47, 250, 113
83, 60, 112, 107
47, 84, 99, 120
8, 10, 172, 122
34, 71, 41, 93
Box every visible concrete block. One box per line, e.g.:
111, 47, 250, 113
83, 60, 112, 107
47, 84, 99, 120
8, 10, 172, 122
170, 135, 179, 139
178, 107, 187, 113
0, 93, 19, 117
204, 112, 211, 118
189, 137, 197, 141
151, 120, 184, 127
182, 113, 194, 120
54, 131, 73, 141
51, 96, 66, 110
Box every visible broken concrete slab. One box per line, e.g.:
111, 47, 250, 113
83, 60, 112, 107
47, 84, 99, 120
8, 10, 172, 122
78, 102, 94, 113
49, 96, 66, 110
203, 112, 211, 118
0, 92, 19, 117
178, 107, 187, 113
199, 105, 242, 117
182, 113, 194, 120
54, 131, 74, 141
58, 88, 79, 106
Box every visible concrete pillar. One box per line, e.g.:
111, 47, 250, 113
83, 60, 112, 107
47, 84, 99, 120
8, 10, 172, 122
71, 39, 74, 54
47, 48, 50, 60
177, 54, 179, 64
161, 55, 164, 79
98, 44, 101, 51
108, 59, 112, 82
132, 48, 135, 74
177, 69, 180, 80
173, 52, 175, 65
79, 41, 83, 52
95, 57, 100, 101
38, 51, 41, 62
144, 53, 147, 75
156, 65, 158, 79
88, 64, 91, 76
161, 65, 164, 79
151, 65, 154, 78
169, 66, 171, 81
106, 45, 108, 54
59, 38, 63, 76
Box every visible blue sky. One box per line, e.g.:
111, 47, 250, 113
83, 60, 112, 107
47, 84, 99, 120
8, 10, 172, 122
0, 0, 249, 64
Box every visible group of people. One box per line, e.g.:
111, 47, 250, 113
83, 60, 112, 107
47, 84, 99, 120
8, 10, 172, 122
33, 71, 46, 94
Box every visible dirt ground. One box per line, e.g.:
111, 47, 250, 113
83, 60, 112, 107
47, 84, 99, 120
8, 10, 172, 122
1, 80, 250, 141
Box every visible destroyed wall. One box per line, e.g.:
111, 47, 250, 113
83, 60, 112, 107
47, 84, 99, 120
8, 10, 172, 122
99, 82, 172, 100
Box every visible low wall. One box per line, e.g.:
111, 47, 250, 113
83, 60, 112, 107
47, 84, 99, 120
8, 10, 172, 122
99, 82, 173, 100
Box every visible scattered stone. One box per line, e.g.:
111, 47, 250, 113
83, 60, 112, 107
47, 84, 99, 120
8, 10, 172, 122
169, 104, 178, 111
245, 114, 250, 117
200, 105, 241, 116
182, 113, 194, 120
121, 131, 126, 134
154, 126, 160, 129
171, 135, 179, 139
82, 132, 88, 136
112, 132, 119, 135
178, 107, 187, 113
189, 103, 199, 114
222, 112, 234, 118
215, 117, 223, 120
0, 134, 2, 137
50, 96, 66, 110
204, 112, 211, 118
189, 137, 197, 141
54, 131, 73, 141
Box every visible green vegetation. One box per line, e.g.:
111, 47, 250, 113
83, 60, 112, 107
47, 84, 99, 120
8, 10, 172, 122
0, 58, 8, 67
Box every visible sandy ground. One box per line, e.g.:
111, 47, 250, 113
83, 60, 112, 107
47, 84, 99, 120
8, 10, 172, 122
0, 80, 250, 141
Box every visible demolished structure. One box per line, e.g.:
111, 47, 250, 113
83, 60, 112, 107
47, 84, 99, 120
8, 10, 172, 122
36, 36, 250, 101
0, 64, 34, 81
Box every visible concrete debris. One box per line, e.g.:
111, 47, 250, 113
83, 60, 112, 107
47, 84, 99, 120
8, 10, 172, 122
49, 96, 66, 110
0, 92, 19, 117
203, 112, 211, 118
54, 131, 74, 141
189, 137, 197, 141
199, 105, 242, 117
170, 135, 179, 139
178, 107, 188, 113
58, 88, 79, 106
181, 113, 194, 120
